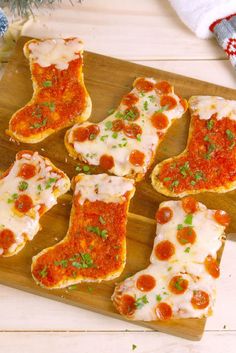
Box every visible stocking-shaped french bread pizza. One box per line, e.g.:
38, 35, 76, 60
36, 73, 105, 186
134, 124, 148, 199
0, 150, 70, 257
7, 38, 91, 143
112, 197, 229, 321
65, 77, 187, 181
31, 173, 135, 289
152, 96, 236, 197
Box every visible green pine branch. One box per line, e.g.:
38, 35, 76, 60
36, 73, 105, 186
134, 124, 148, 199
0, 1, 80, 17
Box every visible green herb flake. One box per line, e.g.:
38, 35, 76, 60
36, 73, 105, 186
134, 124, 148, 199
108, 108, 115, 115
148, 95, 155, 102
155, 104, 169, 114
156, 294, 162, 302
45, 177, 57, 189
18, 181, 28, 191
7, 193, 18, 203
68, 284, 77, 291
100, 229, 108, 239
72, 253, 93, 269
190, 180, 196, 186
184, 213, 193, 225
83, 165, 90, 173
207, 119, 214, 130
177, 224, 183, 230
89, 134, 96, 140
143, 101, 148, 111
99, 216, 106, 225
30, 118, 47, 129
42, 101, 55, 112
43, 80, 52, 87
167, 266, 172, 271
136, 133, 141, 142
132, 344, 137, 351
163, 177, 171, 182
170, 180, 179, 190
194, 171, 204, 180
135, 295, 149, 309
112, 132, 118, 139
174, 278, 184, 291
100, 135, 109, 141
226, 129, 234, 140
105, 121, 113, 130
204, 135, 210, 142
54, 259, 68, 268
40, 266, 48, 278
179, 161, 190, 177
37, 184, 42, 192
184, 247, 191, 253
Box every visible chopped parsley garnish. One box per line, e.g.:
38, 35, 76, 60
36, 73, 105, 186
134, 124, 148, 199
87, 225, 108, 239
43, 80, 52, 87
108, 108, 115, 115
167, 266, 172, 271
7, 193, 18, 203
30, 118, 47, 129
100, 135, 109, 141
136, 133, 141, 142
37, 184, 42, 192
184, 247, 191, 253
143, 101, 148, 111
123, 109, 138, 121
54, 259, 68, 268
105, 121, 113, 130
194, 171, 204, 180
184, 213, 193, 225
156, 294, 162, 302
115, 111, 124, 119
204, 135, 210, 142
42, 101, 55, 112
32, 105, 42, 118
132, 344, 137, 351
207, 119, 214, 130
112, 132, 118, 139
174, 278, 184, 291
177, 224, 183, 230
83, 165, 90, 172
45, 177, 57, 189
76, 165, 91, 173
163, 177, 171, 182
190, 180, 196, 186
155, 104, 169, 114
135, 295, 149, 309
99, 216, 106, 224
226, 129, 234, 140
148, 95, 155, 102
179, 161, 189, 177
18, 181, 28, 191
170, 180, 179, 190
89, 134, 96, 140
40, 266, 48, 278
72, 253, 93, 269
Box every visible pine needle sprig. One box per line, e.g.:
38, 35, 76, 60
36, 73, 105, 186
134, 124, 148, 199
0, 1, 66, 17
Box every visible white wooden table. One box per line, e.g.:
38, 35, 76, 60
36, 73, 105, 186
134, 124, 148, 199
1, 1, 236, 351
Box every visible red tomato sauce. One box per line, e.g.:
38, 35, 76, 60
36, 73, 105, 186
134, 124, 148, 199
32, 194, 129, 287
158, 115, 236, 193
10, 58, 86, 137
0, 229, 15, 255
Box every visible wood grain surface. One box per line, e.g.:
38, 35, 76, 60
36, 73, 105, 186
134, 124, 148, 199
0, 36, 236, 341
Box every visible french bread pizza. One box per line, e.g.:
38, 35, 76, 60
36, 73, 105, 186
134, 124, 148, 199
7, 38, 91, 143
65, 77, 187, 181
31, 173, 135, 289
152, 96, 236, 197
112, 197, 230, 321
0, 150, 70, 257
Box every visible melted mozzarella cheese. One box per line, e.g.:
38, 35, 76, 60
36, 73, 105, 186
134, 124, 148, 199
75, 173, 135, 205
0, 152, 70, 256
112, 200, 225, 320
189, 96, 236, 121
67, 77, 186, 177
27, 38, 83, 70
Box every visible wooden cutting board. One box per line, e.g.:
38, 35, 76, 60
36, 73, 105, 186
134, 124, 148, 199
0, 37, 235, 341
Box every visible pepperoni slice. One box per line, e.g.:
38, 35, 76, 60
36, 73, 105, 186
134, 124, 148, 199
112, 119, 124, 132
124, 106, 140, 121
168, 275, 188, 295
124, 123, 142, 139
204, 255, 220, 278
160, 95, 177, 110
14, 194, 33, 213
214, 210, 231, 226
156, 302, 172, 320
191, 290, 210, 310
87, 124, 100, 140
155, 240, 175, 261
0, 229, 15, 254
136, 274, 156, 292
155, 81, 172, 94
99, 155, 115, 170
135, 78, 154, 92
18, 163, 36, 180
177, 226, 196, 245
129, 150, 145, 166
119, 294, 136, 316
182, 197, 198, 214
73, 127, 89, 142
122, 93, 139, 107
151, 112, 169, 130
155, 207, 173, 224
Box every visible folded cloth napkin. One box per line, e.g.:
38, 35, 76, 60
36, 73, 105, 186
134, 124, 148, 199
169, 0, 236, 69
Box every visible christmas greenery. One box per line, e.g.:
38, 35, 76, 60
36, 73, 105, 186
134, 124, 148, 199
0, 1, 65, 17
